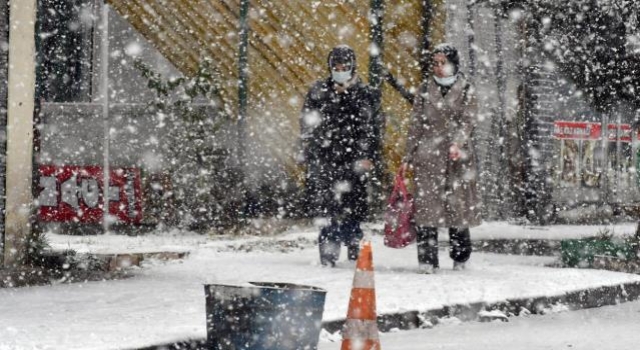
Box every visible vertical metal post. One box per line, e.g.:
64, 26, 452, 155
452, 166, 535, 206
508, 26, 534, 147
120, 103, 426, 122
235, 0, 250, 219
519, 10, 538, 219
420, 0, 433, 82
493, 7, 509, 218
615, 109, 622, 202
238, 0, 249, 164
369, 0, 384, 89
601, 112, 609, 205
101, 2, 110, 234
369, 0, 384, 205
516, 13, 530, 219
634, 111, 640, 195
466, 0, 477, 80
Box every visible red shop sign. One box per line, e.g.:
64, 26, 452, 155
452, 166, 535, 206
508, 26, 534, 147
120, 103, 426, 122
37, 165, 143, 224
552, 121, 601, 140
607, 123, 632, 142
553, 121, 634, 142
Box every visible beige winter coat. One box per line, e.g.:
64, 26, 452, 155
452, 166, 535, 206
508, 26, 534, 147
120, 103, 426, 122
404, 76, 482, 228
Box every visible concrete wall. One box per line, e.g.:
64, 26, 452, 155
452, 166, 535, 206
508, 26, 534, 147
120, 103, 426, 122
38, 103, 234, 171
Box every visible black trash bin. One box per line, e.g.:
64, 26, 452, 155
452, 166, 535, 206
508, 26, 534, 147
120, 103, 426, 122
204, 281, 327, 350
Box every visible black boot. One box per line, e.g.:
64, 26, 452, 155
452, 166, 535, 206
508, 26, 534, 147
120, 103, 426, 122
417, 226, 439, 269
319, 223, 340, 267
341, 219, 363, 261
449, 227, 472, 266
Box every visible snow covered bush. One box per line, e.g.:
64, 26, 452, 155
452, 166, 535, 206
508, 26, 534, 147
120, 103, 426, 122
134, 58, 243, 232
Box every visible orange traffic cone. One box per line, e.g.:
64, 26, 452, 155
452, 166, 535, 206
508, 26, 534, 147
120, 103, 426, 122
341, 241, 381, 350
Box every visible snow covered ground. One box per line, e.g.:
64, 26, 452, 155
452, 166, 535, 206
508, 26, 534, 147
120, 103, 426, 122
319, 299, 640, 349
1, 221, 640, 349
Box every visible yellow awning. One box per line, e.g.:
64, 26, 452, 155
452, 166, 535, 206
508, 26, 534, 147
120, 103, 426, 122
106, 0, 446, 176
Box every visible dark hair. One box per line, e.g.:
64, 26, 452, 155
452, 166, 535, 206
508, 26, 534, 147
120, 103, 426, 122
327, 45, 357, 73
432, 43, 460, 74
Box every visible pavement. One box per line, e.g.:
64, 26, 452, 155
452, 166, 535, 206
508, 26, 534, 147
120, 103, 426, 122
2, 221, 640, 350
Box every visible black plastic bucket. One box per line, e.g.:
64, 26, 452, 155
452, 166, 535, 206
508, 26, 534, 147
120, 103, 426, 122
204, 282, 327, 350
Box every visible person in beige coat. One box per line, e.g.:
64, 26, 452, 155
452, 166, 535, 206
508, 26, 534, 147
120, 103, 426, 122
402, 43, 482, 274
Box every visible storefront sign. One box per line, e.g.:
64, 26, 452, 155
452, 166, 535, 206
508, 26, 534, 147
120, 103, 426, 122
37, 165, 143, 224
553, 121, 601, 140
552, 120, 636, 190
553, 121, 634, 142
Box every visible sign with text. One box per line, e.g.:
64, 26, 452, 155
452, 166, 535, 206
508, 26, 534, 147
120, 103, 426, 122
552, 121, 601, 140
553, 121, 634, 142
552, 120, 636, 190
37, 165, 143, 224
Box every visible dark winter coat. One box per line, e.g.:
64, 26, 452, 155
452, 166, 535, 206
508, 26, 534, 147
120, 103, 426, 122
405, 76, 482, 228
300, 77, 379, 220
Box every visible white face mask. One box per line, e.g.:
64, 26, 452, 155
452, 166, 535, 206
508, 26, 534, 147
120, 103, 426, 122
442, 63, 455, 77
332, 69, 352, 84
434, 74, 457, 87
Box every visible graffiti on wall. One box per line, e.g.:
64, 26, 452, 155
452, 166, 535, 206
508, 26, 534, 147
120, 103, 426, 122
37, 165, 143, 224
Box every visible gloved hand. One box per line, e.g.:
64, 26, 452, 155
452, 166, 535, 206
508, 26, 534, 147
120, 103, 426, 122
449, 143, 461, 161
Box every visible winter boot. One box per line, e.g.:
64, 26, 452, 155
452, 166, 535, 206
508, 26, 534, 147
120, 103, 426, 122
319, 240, 340, 267
342, 219, 363, 261
449, 227, 472, 263
418, 264, 436, 274
347, 245, 360, 261
319, 225, 340, 267
417, 226, 439, 268
453, 261, 466, 271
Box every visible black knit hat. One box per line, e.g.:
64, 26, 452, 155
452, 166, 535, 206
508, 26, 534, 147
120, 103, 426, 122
327, 45, 357, 73
432, 43, 460, 74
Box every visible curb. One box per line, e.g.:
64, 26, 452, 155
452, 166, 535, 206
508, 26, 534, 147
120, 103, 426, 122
472, 239, 562, 256
0, 267, 50, 288
92, 251, 190, 272
325, 280, 640, 333
133, 280, 640, 350
0, 251, 190, 289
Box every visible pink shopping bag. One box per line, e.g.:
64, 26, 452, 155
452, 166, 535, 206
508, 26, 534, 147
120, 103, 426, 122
383, 167, 416, 248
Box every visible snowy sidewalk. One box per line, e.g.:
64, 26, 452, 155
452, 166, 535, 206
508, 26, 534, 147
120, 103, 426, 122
1, 222, 640, 350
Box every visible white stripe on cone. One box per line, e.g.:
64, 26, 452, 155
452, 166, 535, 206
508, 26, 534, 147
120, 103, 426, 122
353, 271, 375, 289
342, 319, 380, 340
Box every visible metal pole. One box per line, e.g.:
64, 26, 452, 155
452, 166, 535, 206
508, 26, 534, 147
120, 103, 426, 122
634, 111, 640, 193
467, 0, 477, 81
517, 13, 531, 219
615, 109, 622, 201
101, 2, 110, 234
384, 70, 414, 104
238, 0, 249, 161
420, 0, 433, 82
493, 7, 508, 218
369, 0, 384, 89
236, 0, 250, 219
601, 112, 609, 206
369, 0, 384, 206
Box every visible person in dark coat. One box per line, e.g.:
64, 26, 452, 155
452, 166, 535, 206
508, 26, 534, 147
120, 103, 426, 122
299, 45, 379, 267
402, 43, 482, 274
